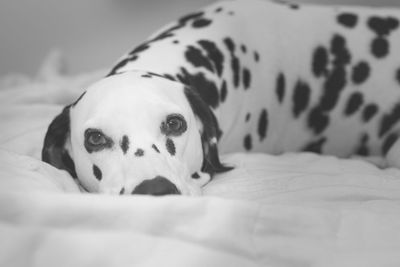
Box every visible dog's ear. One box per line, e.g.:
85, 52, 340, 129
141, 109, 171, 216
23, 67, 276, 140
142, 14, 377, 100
42, 105, 77, 178
184, 86, 233, 177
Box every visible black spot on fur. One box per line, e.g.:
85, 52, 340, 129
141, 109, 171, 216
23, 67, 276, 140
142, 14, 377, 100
231, 58, 240, 87
337, 13, 358, 28
258, 109, 268, 141
308, 107, 330, 135
173, 40, 179, 44
352, 61, 370, 84
245, 113, 251, 122
383, 132, 399, 155
192, 18, 212, 28
135, 149, 144, 157
145, 72, 171, 80
141, 74, 152, 78
310, 35, 349, 125
152, 144, 160, 153
330, 72, 349, 103
362, 104, 378, 122
185, 46, 214, 73
166, 138, 176, 156
368, 16, 399, 36
242, 68, 251, 90
120, 188, 125, 195
276, 73, 285, 103
163, 74, 176, 81
191, 172, 200, 179
215, 7, 223, 13
379, 103, 400, 137
224, 37, 235, 53
120, 135, 130, 154
129, 43, 151, 56
198, 40, 224, 76
344, 92, 363, 116
371, 37, 389, 58
331, 34, 351, 66
150, 26, 178, 42
302, 137, 327, 154
322, 67, 347, 111
312, 46, 329, 78
224, 38, 241, 88
93, 165, 102, 181
289, 3, 299, 9
254, 51, 260, 62
220, 80, 227, 102
293, 80, 311, 118
178, 12, 205, 25
177, 67, 220, 108
356, 133, 370, 156
241, 44, 247, 53
307, 48, 347, 134
244, 134, 252, 151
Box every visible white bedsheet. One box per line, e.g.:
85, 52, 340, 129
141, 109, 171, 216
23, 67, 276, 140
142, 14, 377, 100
1, 54, 400, 266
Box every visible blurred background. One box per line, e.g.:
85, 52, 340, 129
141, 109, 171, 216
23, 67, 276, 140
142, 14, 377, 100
1, 0, 400, 77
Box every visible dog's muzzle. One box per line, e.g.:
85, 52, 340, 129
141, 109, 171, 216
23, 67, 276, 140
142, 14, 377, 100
131, 176, 180, 196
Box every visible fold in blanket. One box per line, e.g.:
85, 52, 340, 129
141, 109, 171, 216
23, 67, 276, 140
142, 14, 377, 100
1, 54, 400, 266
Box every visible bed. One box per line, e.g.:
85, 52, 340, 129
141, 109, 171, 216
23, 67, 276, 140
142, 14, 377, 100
1, 53, 400, 266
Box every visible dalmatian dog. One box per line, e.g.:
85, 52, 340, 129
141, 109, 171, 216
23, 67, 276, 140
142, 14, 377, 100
43, 0, 400, 195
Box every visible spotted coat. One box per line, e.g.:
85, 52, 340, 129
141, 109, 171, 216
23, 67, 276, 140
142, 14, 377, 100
108, 0, 400, 164
42, 0, 400, 195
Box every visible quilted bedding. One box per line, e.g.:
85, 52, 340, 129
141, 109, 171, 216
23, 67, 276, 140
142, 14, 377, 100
1, 54, 400, 266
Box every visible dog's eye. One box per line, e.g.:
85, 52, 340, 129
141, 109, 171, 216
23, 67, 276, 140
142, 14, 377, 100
162, 114, 187, 136
85, 129, 107, 146
84, 129, 114, 153
88, 132, 106, 146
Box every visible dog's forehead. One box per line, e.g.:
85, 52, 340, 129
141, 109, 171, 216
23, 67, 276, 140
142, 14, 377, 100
88, 72, 185, 103
76, 72, 190, 115
70, 72, 194, 134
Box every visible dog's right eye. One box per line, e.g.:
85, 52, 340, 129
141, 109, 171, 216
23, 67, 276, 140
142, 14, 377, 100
84, 129, 113, 153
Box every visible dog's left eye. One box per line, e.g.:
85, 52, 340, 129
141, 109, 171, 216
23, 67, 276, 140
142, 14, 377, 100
85, 129, 108, 147
88, 132, 106, 146
84, 129, 114, 153
162, 114, 187, 136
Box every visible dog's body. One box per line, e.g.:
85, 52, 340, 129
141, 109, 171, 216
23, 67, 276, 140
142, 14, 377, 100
43, 0, 400, 195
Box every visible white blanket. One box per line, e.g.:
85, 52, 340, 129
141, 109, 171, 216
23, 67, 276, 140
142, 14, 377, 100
1, 54, 400, 267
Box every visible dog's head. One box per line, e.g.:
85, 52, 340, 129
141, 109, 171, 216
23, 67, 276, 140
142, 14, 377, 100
42, 71, 232, 195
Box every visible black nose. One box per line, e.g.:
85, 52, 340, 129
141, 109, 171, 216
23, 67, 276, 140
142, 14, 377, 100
131, 176, 180, 196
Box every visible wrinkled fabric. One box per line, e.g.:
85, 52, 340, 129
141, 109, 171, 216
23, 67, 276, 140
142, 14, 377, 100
1, 55, 400, 267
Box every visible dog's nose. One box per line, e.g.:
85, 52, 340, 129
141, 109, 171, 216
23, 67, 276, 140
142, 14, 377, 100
131, 176, 180, 196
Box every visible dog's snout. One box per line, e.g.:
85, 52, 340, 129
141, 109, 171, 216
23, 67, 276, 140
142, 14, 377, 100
131, 176, 180, 196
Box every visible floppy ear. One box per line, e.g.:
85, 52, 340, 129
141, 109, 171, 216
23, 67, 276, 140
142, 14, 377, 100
42, 105, 77, 178
184, 86, 233, 176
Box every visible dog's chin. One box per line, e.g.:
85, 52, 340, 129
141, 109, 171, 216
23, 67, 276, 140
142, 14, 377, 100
77, 180, 203, 196
179, 183, 203, 196
74, 171, 205, 196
